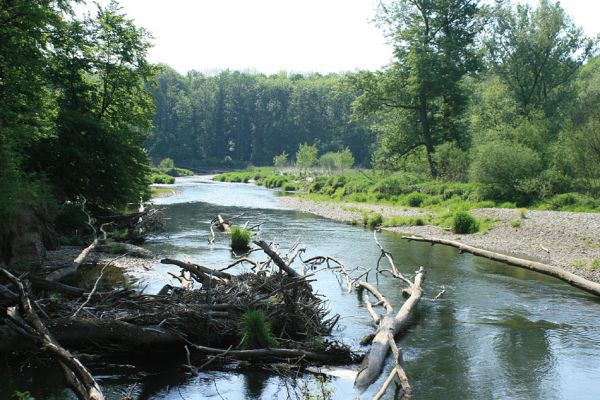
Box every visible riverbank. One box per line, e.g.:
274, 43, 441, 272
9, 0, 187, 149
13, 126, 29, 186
279, 196, 600, 284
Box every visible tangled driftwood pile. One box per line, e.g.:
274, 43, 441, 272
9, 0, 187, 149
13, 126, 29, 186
0, 212, 356, 399
0, 208, 432, 400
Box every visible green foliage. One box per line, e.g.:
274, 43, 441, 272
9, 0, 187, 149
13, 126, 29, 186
351, 0, 480, 177
319, 152, 339, 171
510, 220, 522, 228
338, 147, 355, 170
282, 183, 297, 192
546, 193, 598, 211
239, 309, 278, 349
148, 69, 374, 169
230, 226, 252, 251
149, 172, 176, 184
273, 152, 289, 168
159, 158, 175, 169
364, 213, 384, 229
55, 201, 88, 233
434, 142, 470, 182
406, 192, 427, 208
12, 391, 34, 400
470, 141, 542, 202
383, 215, 426, 227
452, 211, 480, 234
296, 143, 319, 169
486, 0, 595, 116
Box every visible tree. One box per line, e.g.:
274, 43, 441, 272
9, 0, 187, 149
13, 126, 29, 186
273, 152, 289, 168
485, 0, 596, 116
0, 0, 67, 225
296, 143, 318, 169
338, 147, 355, 170
30, 0, 156, 210
351, 0, 481, 178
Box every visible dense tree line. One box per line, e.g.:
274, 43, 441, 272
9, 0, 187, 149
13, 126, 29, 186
350, 0, 600, 202
147, 69, 375, 168
1, 0, 155, 259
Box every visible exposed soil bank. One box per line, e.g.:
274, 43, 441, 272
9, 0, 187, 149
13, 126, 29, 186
279, 196, 600, 284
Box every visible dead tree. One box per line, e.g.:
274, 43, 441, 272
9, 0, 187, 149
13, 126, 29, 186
403, 235, 600, 296
343, 232, 426, 398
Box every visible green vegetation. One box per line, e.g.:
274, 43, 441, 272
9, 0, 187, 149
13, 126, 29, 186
451, 211, 480, 234
148, 69, 374, 169
296, 143, 319, 169
363, 212, 384, 229
230, 226, 252, 252
0, 0, 157, 261
573, 259, 600, 271
239, 309, 278, 349
153, 0, 600, 213
148, 158, 193, 184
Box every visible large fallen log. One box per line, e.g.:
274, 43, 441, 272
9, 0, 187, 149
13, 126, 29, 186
402, 235, 600, 297
354, 267, 425, 390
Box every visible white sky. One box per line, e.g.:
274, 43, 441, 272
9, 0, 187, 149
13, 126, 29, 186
79, 0, 600, 75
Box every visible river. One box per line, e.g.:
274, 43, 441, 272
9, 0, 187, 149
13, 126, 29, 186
3, 175, 600, 399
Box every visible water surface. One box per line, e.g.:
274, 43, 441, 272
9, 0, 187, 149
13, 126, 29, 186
3, 176, 600, 399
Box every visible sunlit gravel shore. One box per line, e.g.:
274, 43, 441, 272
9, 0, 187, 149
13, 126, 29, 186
279, 196, 600, 284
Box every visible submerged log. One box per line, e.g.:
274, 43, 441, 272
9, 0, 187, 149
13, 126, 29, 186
403, 235, 600, 297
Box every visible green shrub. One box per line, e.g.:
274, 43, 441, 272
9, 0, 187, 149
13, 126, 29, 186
239, 309, 278, 349
470, 140, 543, 202
406, 192, 427, 207
366, 213, 384, 228
282, 183, 296, 192
452, 210, 479, 234
149, 172, 175, 184
273, 151, 289, 168
319, 152, 339, 170
548, 193, 597, 210
55, 201, 88, 232
230, 226, 251, 251
296, 143, 318, 169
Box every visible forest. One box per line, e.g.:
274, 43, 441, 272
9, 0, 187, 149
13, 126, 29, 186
150, 0, 600, 206
2, 0, 600, 236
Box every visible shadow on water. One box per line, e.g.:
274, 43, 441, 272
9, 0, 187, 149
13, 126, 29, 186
4, 176, 600, 399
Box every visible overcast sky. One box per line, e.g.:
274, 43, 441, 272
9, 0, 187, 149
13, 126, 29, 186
78, 0, 600, 75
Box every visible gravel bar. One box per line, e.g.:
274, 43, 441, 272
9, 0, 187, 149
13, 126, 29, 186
279, 196, 600, 284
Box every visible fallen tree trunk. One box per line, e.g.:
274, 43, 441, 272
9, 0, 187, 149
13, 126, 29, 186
0, 268, 104, 400
253, 240, 301, 278
403, 235, 600, 297
354, 267, 425, 390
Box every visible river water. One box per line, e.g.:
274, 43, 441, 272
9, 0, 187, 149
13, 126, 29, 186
3, 176, 600, 399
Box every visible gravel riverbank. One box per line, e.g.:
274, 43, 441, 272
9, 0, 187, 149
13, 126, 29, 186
279, 196, 600, 284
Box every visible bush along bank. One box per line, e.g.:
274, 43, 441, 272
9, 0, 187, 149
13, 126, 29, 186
214, 168, 600, 233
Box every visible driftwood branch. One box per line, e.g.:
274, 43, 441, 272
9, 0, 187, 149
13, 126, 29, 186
374, 231, 413, 286
403, 235, 600, 297
253, 240, 301, 278
0, 267, 104, 400
161, 258, 231, 286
